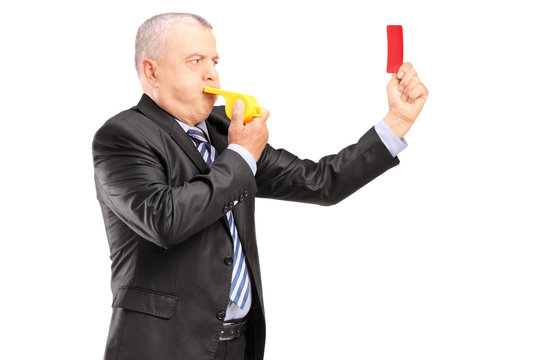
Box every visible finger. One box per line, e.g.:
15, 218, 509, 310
399, 69, 417, 91
259, 108, 270, 123
230, 99, 245, 128
247, 109, 270, 128
407, 83, 428, 102
401, 77, 418, 97
397, 62, 413, 79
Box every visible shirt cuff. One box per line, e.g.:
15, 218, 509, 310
227, 144, 257, 175
374, 119, 408, 157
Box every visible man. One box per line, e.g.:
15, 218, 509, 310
92, 12, 428, 360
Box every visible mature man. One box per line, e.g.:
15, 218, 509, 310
92, 12, 428, 360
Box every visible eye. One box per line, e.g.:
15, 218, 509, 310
190, 58, 201, 64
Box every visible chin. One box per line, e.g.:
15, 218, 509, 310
199, 104, 214, 121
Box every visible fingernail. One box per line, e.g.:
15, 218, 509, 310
398, 86, 404, 92
398, 72, 404, 79
401, 94, 407, 102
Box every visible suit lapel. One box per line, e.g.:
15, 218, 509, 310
169, 124, 209, 172
135, 94, 208, 173
205, 117, 228, 155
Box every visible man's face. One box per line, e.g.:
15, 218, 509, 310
153, 22, 220, 125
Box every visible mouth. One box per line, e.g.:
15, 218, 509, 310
203, 90, 218, 105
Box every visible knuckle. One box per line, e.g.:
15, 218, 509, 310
406, 78, 418, 90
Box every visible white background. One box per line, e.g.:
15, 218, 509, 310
1, 0, 539, 359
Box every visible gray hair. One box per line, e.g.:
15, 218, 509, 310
135, 12, 213, 77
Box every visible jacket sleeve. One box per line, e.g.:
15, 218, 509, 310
254, 127, 400, 206
92, 119, 257, 249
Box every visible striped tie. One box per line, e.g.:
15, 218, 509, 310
187, 126, 251, 309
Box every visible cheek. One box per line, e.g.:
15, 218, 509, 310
160, 66, 207, 108
171, 79, 200, 102
160, 67, 196, 97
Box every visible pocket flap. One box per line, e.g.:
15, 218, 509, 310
112, 286, 178, 319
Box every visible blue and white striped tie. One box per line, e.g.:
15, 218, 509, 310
187, 127, 251, 309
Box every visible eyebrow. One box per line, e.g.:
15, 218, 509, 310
186, 53, 220, 61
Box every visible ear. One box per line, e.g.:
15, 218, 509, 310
141, 58, 159, 88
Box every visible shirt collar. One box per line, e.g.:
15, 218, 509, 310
175, 119, 210, 141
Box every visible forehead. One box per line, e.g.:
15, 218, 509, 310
165, 22, 217, 56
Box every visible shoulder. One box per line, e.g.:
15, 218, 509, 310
93, 106, 162, 142
92, 106, 164, 157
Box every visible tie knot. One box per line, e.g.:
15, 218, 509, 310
187, 127, 208, 145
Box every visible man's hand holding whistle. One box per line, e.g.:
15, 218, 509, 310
228, 100, 270, 162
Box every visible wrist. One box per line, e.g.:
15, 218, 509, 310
383, 112, 409, 139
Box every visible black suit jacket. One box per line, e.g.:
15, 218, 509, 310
92, 94, 400, 360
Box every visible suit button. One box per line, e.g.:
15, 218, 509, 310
223, 206, 229, 213
243, 190, 248, 197
229, 201, 235, 208
239, 194, 245, 201
217, 310, 226, 321
224, 256, 233, 266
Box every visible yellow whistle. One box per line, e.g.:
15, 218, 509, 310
204, 87, 264, 124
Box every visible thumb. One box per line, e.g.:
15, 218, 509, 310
230, 99, 245, 129
387, 73, 399, 87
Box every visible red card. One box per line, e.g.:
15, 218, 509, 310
386, 25, 403, 73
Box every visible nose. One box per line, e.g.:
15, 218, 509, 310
204, 62, 219, 82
